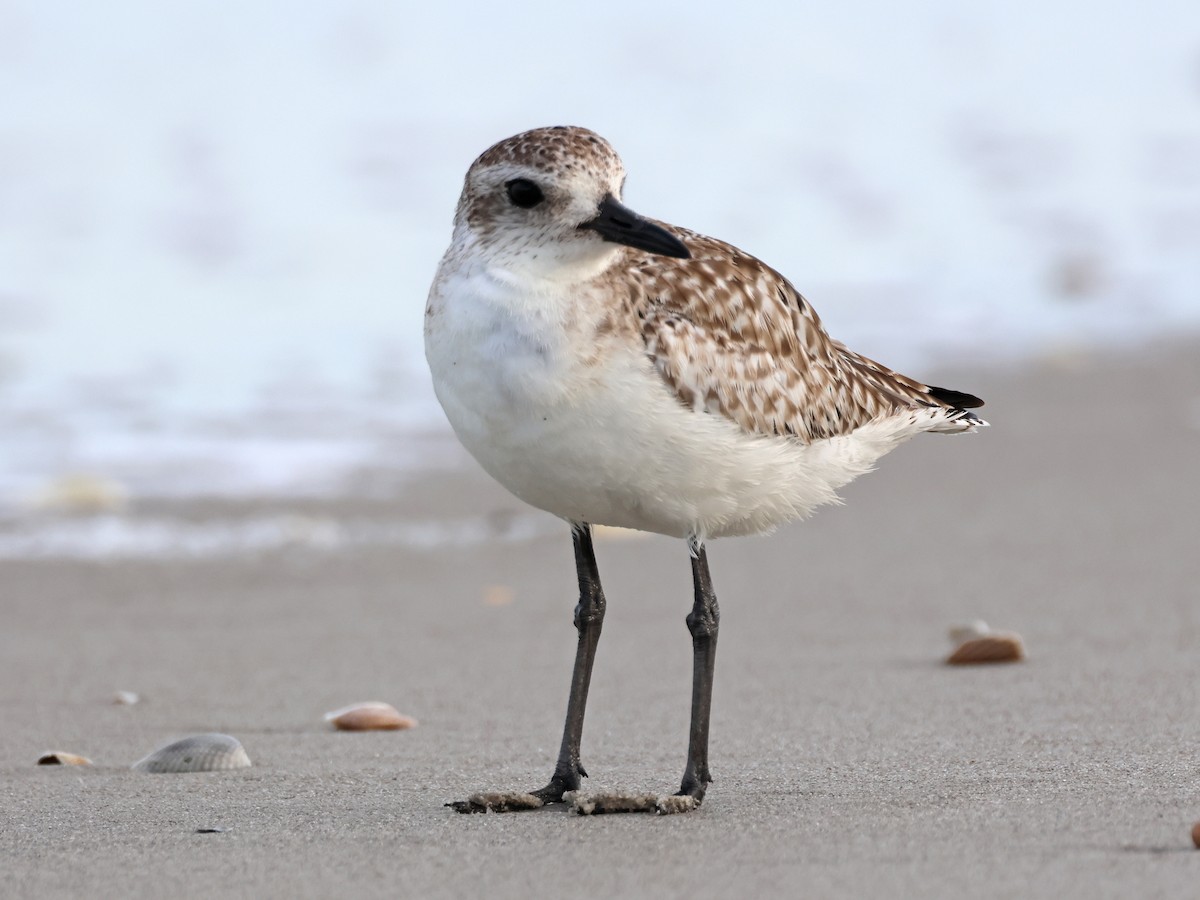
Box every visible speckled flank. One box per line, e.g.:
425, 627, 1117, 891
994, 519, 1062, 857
620, 229, 984, 442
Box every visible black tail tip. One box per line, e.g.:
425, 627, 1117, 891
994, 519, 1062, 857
927, 385, 985, 409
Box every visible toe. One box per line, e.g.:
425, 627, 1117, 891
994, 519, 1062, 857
571, 792, 663, 815
655, 795, 699, 815
446, 791, 546, 813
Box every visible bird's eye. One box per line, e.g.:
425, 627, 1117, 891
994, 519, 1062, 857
505, 179, 544, 209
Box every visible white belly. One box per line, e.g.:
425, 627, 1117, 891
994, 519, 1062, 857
425, 273, 915, 540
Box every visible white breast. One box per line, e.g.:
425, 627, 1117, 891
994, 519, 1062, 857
425, 265, 923, 540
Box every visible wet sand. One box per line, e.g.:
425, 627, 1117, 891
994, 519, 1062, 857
4, 341, 1200, 898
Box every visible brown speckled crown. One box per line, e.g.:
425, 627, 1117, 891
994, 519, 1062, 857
472, 125, 619, 175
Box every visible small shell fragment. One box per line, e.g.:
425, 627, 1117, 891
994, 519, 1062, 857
947, 632, 1026, 665
113, 690, 140, 705
325, 701, 417, 732
1192, 821, 1200, 849
37, 752, 93, 766
948, 621, 991, 644
132, 733, 251, 773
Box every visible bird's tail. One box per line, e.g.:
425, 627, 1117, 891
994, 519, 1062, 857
928, 408, 989, 434
923, 384, 988, 433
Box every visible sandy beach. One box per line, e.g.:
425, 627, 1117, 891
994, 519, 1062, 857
4, 340, 1200, 899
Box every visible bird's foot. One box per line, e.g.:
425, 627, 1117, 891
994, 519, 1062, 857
569, 789, 701, 816
445, 790, 548, 814
446, 771, 582, 813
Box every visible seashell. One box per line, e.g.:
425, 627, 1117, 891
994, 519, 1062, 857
325, 701, 417, 731
948, 620, 991, 643
37, 752, 93, 766
947, 632, 1026, 665
131, 733, 251, 773
1192, 821, 1200, 849
113, 690, 140, 705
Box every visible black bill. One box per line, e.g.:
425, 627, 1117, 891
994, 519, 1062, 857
579, 194, 691, 259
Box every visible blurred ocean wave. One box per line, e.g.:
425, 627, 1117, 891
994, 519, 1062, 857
0, 507, 557, 560
1, 0, 1198, 509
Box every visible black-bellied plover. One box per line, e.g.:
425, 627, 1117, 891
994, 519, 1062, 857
425, 126, 986, 815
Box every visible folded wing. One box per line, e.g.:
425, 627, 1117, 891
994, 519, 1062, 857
628, 229, 986, 442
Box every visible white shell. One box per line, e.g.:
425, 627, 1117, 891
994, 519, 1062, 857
131, 733, 251, 773
948, 620, 991, 643
113, 690, 140, 705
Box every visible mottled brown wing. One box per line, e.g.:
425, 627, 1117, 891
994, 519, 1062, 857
629, 229, 963, 442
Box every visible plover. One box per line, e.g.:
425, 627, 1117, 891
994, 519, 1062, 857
425, 126, 986, 815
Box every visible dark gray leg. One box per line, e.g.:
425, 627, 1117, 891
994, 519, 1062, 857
572, 541, 720, 815
448, 523, 605, 812
678, 543, 719, 802
530, 523, 606, 801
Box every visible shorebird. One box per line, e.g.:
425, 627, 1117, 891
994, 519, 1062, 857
425, 126, 986, 815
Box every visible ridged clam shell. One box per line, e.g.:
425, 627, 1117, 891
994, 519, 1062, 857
946, 632, 1025, 665
131, 733, 251, 773
37, 752, 93, 766
325, 701, 417, 731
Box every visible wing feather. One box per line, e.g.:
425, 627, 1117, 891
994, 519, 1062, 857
626, 228, 984, 442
